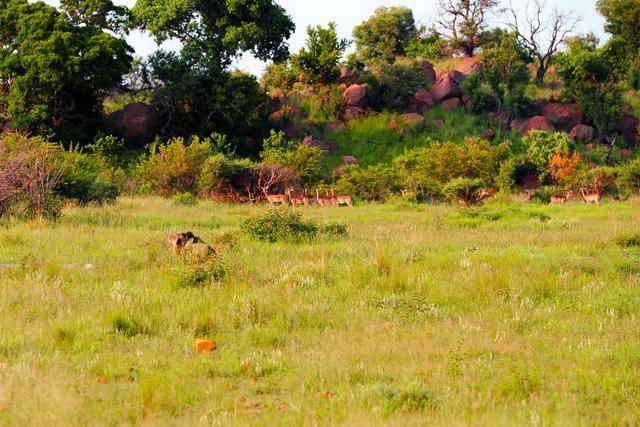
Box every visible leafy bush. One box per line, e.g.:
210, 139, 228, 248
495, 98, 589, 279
137, 136, 213, 196
241, 207, 318, 242
618, 158, 640, 196
442, 178, 486, 205
363, 61, 427, 111
171, 193, 198, 206
406, 29, 446, 61
0, 132, 65, 219
378, 380, 436, 414
174, 257, 227, 289
261, 62, 299, 95
522, 131, 572, 180
308, 85, 346, 122
197, 154, 257, 198
615, 232, 640, 248
260, 131, 323, 187
335, 165, 400, 202
320, 222, 349, 240
463, 73, 497, 114
56, 150, 119, 205
290, 22, 349, 85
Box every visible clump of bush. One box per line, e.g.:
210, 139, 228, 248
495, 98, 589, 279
615, 232, 640, 248
171, 192, 198, 206
174, 257, 227, 289
320, 221, 349, 240
56, 149, 120, 205
241, 207, 318, 242
363, 61, 428, 111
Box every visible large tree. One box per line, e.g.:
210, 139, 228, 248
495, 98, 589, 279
291, 22, 349, 85
0, 0, 133, 142
507, 0, 580, 82
353, 7, 417, 64
597, 0, 640, 54
132, 0, 295, 142
437, 0, 499, 57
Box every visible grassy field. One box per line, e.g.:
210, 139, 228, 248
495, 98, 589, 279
1, 197, 640, 426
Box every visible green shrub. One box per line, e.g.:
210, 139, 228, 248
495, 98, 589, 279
56, 150, 119, 204
241, 207, 318, 242
308, 85, 346, 122
171, 192, 198, 206
618, 158, 640, 196
522, 131, 572, 180
615, 232, 640, 248
320, 221, 349, 240
364, 61, 427, 111
197, 154, 257, 197
378, 380, 436, 414
261, 62, 299, 95
260, 131, 323, 188
136, 136, 213, 196
442, 178, 486, 205
406, 31, 446, 61
174, 258, 227, 289
463, 73, 497, 114
335, 164, 400, 202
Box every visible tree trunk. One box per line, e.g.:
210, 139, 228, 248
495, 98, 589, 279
536, 60, 548, 83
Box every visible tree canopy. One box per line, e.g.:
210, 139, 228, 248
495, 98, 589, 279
291, 22, 349, 85
353, 7, 417, 64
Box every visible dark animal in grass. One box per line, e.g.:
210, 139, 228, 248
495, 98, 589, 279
167, 232, 215, 258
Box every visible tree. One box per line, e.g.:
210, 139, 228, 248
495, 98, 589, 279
353, 7, 417, 64
60, 0, 130, 33
437, 0, 499, 57
291, 22, 349, 85
597, 0, 640, 54
557, 38, 628, 158
132, 0, 295, 144
507, 0, 580, 82
0, 0, 133, 142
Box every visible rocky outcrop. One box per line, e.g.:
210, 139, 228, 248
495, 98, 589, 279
512, 116, 555, 136
302, 136, 338, 153
481, 128, 496, 139
569, 124, 594, 142
338, 67, 358, 86
418, 61, 437, 84
344, 84, 368, 108
442, 97, 464, 111
455, 57, 484, 76
399, 113, 424, 124
105, 102, 159, 147
616, 114, 639, 145
411, 88, 435, 111
431, 71, 463, 103
270, 106, 306, 122
540, 103, 583, 131
341, 155, 358, 164
344, 105, 365, 120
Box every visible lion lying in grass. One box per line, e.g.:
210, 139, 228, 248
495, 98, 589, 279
167, 232, 215, 258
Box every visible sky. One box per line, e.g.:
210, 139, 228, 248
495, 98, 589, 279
42, 0, 607, 76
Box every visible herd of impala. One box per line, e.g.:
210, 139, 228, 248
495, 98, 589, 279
266, 188, 353, 207
525, 188, 605, 205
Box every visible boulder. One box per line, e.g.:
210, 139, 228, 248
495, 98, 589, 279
418, 61, 437, 84
616, 114, 640, 145
455, 57, 484, 75
442, 97, 464, 111
433, 118, 445, 127
341, 155, 358, 164
326, 121, 347, 133
431, 72, 463, 103
399, 113, 424, 124
540, 103, 583, 131
270, 106, 306, 122
569, 124, 594, 142
621, 148, 634, 159
303, 136, 338, 153
344, 84, 368, 108
105, 102, 159, 147
344, 105, 365, 120
411, 88, 435, 111
512, 116, 555, 136
481, 128, 496, 139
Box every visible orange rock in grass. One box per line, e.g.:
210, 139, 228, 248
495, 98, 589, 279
196, 339, 217, 354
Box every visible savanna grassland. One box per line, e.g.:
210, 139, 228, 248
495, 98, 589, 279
1, 198, 640, 426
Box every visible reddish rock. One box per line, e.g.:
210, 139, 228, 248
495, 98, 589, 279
621, 148, 634, 159
303, 136, 338, 153
270, 106, 306, 122
196, 339, 217, 354
431, 72, 463, 103
540, 103, 583, 131
512, 116, 555, 136
341, 155, 358, 164
388, 119, 399, 132
399, 113, 424, 124
411, 88, 435, 111
418, 61, 437, 84
283, 122, 315, 139
105, 102, 159, 147
338, 83, 347, 91
433, 118, 445, 127
481, 128, 496, 139
344, 84, 368, 108
344, 105, 365, 120
442, 97, 464, 110
569, 124, 594, 142
455, 57, 484, 75
616, 114, 640, 145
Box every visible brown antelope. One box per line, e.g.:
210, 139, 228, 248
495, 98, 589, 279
550, 190, 573, 204
330, 189, 353, 207
478, 188, 494, 202
581, 189, 602, 205
287, 188, 310, 207
315, 189, 334, 207
266, 192, 288, 205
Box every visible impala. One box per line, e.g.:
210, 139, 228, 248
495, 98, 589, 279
581, 189, 602, 205
315, 189, 334, 207
287, 188, 310, 207
266, 192, 287, 205
523, 190, 533, 202
550, 190, 573, 204
330, 189, 353, 207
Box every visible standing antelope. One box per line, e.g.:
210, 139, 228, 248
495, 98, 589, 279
330, 189, 353, 207
266, 192, 288, 205
523, 190, 533, 202
581, 189, 602, 205
287, 188, 310, 207
315, 189, 334, 207
550, 190, 573, 204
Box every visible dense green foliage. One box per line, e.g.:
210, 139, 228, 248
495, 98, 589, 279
0, 0, 132, 142
291, 23, 349, 85
353, 7, 417, 64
